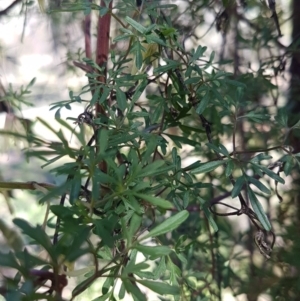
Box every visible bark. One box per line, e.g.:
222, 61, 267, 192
288, 0, 300, 134
95, 0, 113, 173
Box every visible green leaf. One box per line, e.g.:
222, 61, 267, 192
138, 160, 165, 177
225, 160, 234, 177
196, 90, 210, 114
134, 244, 172, 258
218, 143, 229, 156
191, 160, 224, 174
275, 108, 288, 128
94, 219, 116, 248
248, 176, 271, 195
123, 279, 146, 301
69, 173, 82, 205
153, 60, 180, 73
248, 188, 272, 231
141, 135, 158, 164
125, 16, 147, 34
122, 197, 142, 214
181, 160, 202, 171
99, 6, 108, 17
92, 168, 101, 202
128, 212, 143, 241
242, 112, 270, 123
165, 134, 198, 147
206, 143, 229, 156
153, 257, 166, 280
138, 161, 173, 178
27, 77, 36, 87
63, 227, 91, 262
84, 5, 92, 16
90, 86, 100, 106
133, 193, 174, 209
191, 45, 207, 62
91, 292, 110, 301
102, 276, 114, 294
118, 283, 126, 300
251, 153, 273, 163
184, 77, 201, 84
132, 181, 150, 191
132, 41, 144, 69
113, 33, 132, 42
55, 118, 86, 146
231, 176, 245, 198
128, 111, 149, 119
198, 197, 218, 232
50, 205, 75, 218
72, 274, 97, 297
99, 86, 110, 104
124, 248, 137, 273
97, 169, 119, 185
136, 280, 180, 295
116, 88, 127, 110
167, 260, 180, 285
144, 24, 157, 34
134, 270, 155, 280
283, 155, 294, 176
141, 210, 189, 240
13, 219, 56, 261
255, 164, 285, 184
150, 3, 177, 10
208, 50, 215, 63
145, 34, 167, 46
131, 79, 148, 104
124, 262, 150, 274
98, 128, 109, 153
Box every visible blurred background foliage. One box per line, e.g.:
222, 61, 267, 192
0, 0, 300, 301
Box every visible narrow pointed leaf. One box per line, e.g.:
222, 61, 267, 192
133, 193, 174, 209
191, 160, 224, 174
134, 245, 172, 258
125, 16, 147, 34
116, 88, 127, 110
248, 189, 272, 231
231, 176, 245, 198
198, 197, 218, 232
205, 208, 219, 232
136, 280, 180, 295
13, 219, 56, 261
259, 165, 285, 184
248, 177, 271, 195
123, 279, 146, 301
141, 210, 189, 240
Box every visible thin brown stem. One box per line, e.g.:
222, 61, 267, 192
95, 0, 113, 172
0, 181, 55, 191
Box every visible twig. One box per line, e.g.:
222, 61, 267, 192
0, 181, 55, 190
